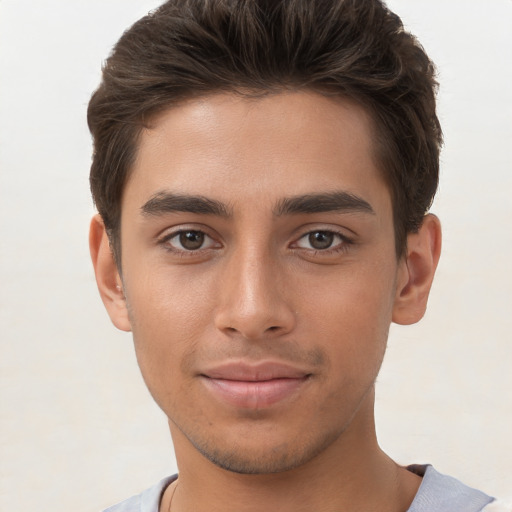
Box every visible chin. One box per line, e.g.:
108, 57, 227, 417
183, 421, 346, 475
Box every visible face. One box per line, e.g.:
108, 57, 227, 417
116, 92, 408, 474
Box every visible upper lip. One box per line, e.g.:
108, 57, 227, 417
201, 361, 311, 381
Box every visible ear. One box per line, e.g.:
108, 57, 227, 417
392, 214, 442, 325
89, 214, 132, 332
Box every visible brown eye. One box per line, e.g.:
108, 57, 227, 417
308, 231, 335, 250
179, 231, 205, 250
163, 229, 217, 252
161, 228, 220, 254
294, 230, 348, 252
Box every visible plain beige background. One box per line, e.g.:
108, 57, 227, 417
0, 0, 511, 510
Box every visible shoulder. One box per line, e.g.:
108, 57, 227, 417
102, 475, 177, 512
408, 465, 495, 512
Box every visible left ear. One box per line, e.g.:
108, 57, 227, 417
392, 214, 442, 325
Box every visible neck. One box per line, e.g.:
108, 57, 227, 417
163, 392, 421, 512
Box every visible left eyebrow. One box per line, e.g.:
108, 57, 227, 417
274, 191, 375, 216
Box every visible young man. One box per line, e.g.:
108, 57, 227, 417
88, 1, 502, 511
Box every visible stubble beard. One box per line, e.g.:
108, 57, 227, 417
169, 380, 377, 475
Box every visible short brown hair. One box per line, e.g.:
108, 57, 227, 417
88, 0, 442, 261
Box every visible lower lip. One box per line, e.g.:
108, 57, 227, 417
201, 376, 309, 408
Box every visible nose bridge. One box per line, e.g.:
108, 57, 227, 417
215, 238, 295, 339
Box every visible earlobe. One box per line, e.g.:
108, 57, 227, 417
392, 214, 442, 325
89, 214, 132, 332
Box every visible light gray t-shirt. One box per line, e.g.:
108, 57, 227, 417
102, 465, 495, 512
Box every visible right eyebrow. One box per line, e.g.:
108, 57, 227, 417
141, 191, 232, 217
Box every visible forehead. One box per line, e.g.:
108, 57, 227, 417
124, 91, 390, 214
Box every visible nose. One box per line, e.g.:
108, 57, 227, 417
214, 245, 296, 340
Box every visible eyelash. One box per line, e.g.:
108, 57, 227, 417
291, 230, 353, 256
157, 228, 354, 257
158, 229, 220, 256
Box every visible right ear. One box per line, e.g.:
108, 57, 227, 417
89, 214, 132, 332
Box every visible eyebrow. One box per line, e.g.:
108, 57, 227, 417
274, 191, 375, 216
141, 192, 231, 217
140, 190, 374, 218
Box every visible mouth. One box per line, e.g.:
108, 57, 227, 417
199, 361, 312, 409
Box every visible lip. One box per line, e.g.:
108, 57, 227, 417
200, 361, 311, 409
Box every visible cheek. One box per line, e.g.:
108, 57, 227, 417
126, 258, 215, 334
300, 261, 396, 375
123, 265, 215, 396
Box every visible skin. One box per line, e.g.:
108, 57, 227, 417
90, 92, 441, 512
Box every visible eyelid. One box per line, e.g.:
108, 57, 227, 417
157, 225, 223, 252
155, 223, 354, 255
294, 231, 345, 249
289, 226, 355, 257
291, 224, 354, 243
